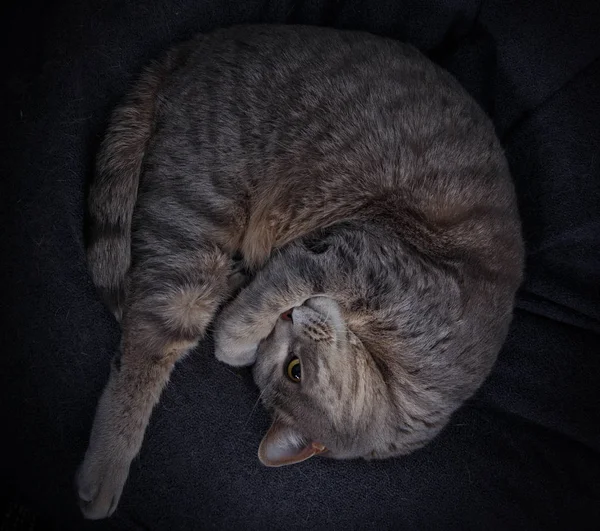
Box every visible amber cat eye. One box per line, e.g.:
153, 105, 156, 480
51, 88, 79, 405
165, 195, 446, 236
286, 357, 301, 382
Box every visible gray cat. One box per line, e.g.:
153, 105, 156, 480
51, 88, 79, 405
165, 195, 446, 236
76, 25, 524, 519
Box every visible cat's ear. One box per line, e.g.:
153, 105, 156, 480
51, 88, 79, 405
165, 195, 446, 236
258, 419, 327, 466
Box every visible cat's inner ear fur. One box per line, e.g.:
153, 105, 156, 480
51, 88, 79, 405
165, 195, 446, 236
258, 419, 327, 467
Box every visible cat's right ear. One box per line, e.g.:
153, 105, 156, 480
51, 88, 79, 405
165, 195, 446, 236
258, 419, 326, 467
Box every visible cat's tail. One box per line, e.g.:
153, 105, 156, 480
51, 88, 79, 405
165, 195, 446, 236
87, 48, 183, 321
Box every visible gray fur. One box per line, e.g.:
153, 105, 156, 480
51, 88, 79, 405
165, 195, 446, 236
77, 25, 523, 519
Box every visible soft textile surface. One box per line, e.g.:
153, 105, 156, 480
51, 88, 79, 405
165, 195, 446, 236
1, 1, 599, 529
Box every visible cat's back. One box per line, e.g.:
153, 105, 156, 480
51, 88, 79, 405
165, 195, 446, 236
155, 24, 484, 191
144, 26, 519, 269
161, 25, 479, 148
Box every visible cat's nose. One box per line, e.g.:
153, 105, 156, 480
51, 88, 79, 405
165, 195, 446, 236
280, 309, 293, 322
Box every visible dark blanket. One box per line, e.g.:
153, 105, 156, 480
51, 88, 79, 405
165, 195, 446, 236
1, 1, 599, 529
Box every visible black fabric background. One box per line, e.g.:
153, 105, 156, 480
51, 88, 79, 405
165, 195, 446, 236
1, 1, 599, 529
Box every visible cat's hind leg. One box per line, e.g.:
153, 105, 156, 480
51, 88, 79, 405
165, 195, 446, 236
76, 241, 231, 519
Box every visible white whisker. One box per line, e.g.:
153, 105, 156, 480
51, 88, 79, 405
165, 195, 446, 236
243, 381, 272, 429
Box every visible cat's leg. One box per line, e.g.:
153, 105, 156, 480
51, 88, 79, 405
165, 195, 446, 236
227, 252, 252, 295
215, 241, 334, 366
76, 242, 231, 519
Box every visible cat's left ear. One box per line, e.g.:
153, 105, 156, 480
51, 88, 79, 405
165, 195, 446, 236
258, 419, 327, 466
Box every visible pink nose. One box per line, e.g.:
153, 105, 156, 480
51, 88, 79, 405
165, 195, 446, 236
280, 309, 293, 322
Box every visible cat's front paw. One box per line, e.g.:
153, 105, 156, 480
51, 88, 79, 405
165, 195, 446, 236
76, 449, 131, 520
214, 319, 259, 367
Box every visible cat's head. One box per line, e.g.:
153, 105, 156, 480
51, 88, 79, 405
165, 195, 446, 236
252, 296, 445, 466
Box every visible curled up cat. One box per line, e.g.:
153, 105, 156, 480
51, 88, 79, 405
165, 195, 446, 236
76, 25, 524, 519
